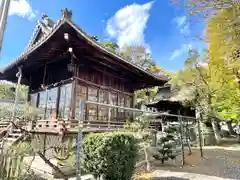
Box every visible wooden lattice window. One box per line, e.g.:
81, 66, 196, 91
75, 85, 87, 120
109, 92, 117, 105
98, 106, 108, 121
99, 89, 108, 104
126, 95, 132, 108
30, 93, 38, 107
118, 94, 125, 113
87, 104, 97, 121
125, 95, 132, 118
38, 91, 47, 119
58, 84, 72, 120
88, 87, 98, 102
45, 87, 58, 119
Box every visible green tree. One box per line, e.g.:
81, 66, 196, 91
119, 45, 170, 107
152, 125, 179, 164
170, 50, 224, 144
176, 0, 238, 18
90, 35, 119, 53
120, 45, 155, 70
0, 82, 28, 102
101, 41, 119, 52
206, 6, 240, 121
124, 113, 154, 172
0, 83, 15, 100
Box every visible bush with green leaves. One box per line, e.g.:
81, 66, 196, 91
82, 132, 138, 180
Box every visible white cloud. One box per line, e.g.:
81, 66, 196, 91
9, 0, 36, 20
170, 43, 192, 61
173, 16, 186, 27
180, 22, 190, 35
106, 1, 153, 48
173, 16, 190, 35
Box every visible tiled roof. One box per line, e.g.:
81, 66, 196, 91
2, 9, 169, 83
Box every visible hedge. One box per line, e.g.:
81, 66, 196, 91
82, 132, 138, 180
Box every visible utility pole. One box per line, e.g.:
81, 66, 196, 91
0, 0, 11, 56
11, 66, 22, 121
0, 0, 5, 24
76, 100, 84, 180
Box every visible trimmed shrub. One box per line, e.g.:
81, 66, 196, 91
82, 132, 138, 180
152, 125, 179, 164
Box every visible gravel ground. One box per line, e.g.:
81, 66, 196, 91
152, 170, 236, 180
150, 149, 240, 179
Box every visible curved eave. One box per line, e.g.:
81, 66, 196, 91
2, 19, 169, 84
2, 20, 64, 74
66, 20, 169, 83
146, 99, 181, 107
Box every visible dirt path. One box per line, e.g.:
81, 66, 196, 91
150, 149, 240, 179
152, 170, 237, 180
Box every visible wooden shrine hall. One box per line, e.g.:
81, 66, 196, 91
0, 9, 169, 134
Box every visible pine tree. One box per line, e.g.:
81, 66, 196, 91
152, 125, 180, 164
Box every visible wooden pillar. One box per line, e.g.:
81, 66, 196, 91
131, 93, 135, 121
124, 94, 127, 120
85, 86, 89, 121
71, 78, 77, 120
56, 86, 61, 118
42, 63, 47, 120
116, 92, 119, 119
69, 54, 77, 120
44, 90, 48, 120
108, 91, 111, 128
43, 133, 47, 156
27, 75, 32, 102
196, 107, 203, 158
97, 88, 99, 121
178, 111, 185, 166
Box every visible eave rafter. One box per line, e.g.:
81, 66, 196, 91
1, 8, 168, 87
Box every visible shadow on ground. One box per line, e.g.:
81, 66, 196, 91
151, 177, 189, 180
150, 149, 240, 179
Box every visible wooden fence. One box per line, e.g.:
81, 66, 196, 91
0, 151, 25, 180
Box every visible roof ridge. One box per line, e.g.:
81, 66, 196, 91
3, 19, 63, 72
65, 20, 169, 82
3, 9, 169, 83
24, 20, 41, 51
24, 14, 56, 51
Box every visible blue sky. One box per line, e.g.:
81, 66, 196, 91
0, 0, 206, 72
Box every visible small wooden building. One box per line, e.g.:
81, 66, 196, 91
0, 9, 169, 133
146, 85, 195, 122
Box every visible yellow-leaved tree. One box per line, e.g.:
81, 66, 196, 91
206, 6, 240, 122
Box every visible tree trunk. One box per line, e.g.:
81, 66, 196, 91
207, 96, 221, 145
37, 151, 68, 180
211, 119, 221, 145
144, 148, 150, 172
226, 120, 236, 135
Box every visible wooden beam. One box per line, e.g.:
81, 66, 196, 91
83, 55, 140, 82
72, 45, 144, 83
75, 76, 133, 96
